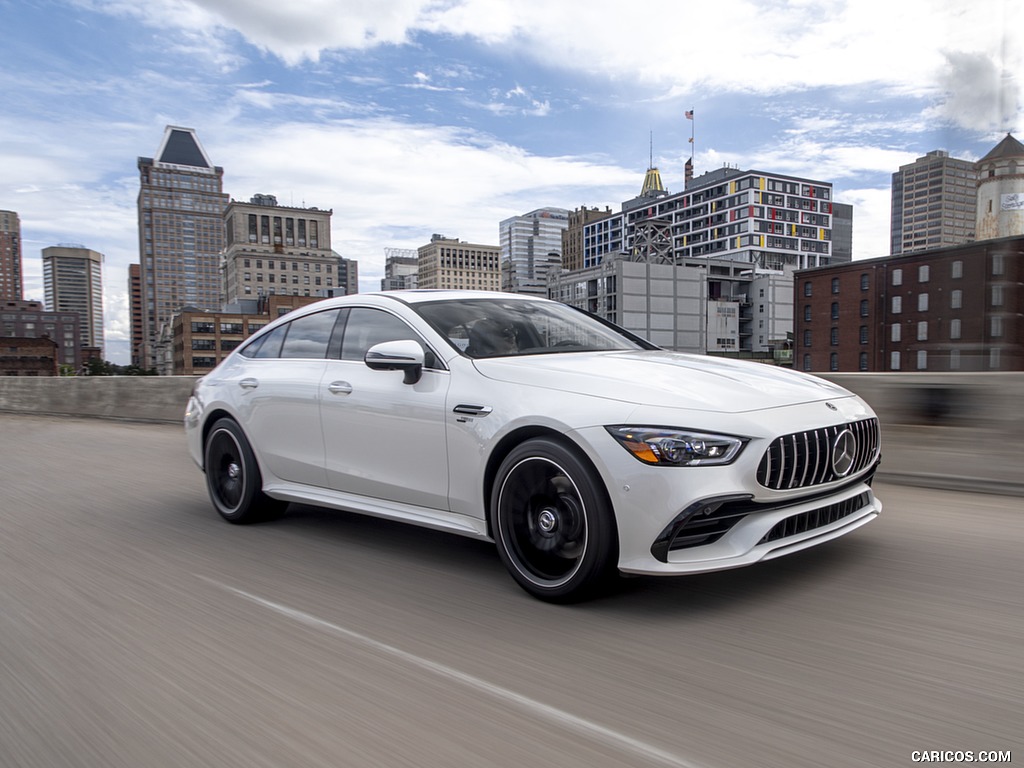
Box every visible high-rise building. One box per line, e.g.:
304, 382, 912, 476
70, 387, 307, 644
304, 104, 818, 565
890, 150, 977, 255
381, 248, 418, 291
416, 235, 500, 291
499, 207, 569, 295
222, 194, 342, 303
583, 167, 841, 272
831, 203, 854, 262
42, 245, 104, 355
976, 133, 1024, 241
561, 206, 613, 272
137, 126, 229, 370
334, 253, 359, 296
128, 263, 143, 367
0, 209, 22, 301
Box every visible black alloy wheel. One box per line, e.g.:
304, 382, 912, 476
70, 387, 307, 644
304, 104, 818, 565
492, 438, 617, 602
203, 418, 286, 524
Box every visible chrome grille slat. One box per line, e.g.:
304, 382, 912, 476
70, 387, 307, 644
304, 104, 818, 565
756, 418, 880, 491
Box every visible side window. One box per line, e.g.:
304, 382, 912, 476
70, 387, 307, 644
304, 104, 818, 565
279, 310, 340, 359
251, 324, 288, 359
339, 308, 438, 368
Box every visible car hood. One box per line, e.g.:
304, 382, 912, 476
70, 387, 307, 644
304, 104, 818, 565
472, 350, 853, 413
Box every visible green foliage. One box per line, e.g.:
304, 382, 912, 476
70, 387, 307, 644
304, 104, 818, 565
77, 360, 157, 376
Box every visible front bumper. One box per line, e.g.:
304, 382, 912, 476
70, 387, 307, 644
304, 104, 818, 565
572, 413, 882, 577
631, 472, 880, 574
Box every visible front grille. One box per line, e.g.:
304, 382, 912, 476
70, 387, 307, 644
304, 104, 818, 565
756, 418, 879, 491
757, 491, 871, 545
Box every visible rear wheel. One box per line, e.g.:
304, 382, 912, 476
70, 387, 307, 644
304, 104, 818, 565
203, 418, 286, 524
491, 438, 618, 602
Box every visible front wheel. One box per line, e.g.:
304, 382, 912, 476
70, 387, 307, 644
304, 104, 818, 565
203, 418, 286, 524
491, 438, 618, 602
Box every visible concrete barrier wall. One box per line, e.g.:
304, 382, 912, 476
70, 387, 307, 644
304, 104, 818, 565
0, 376, 198, 425
1, 373, 1022, 495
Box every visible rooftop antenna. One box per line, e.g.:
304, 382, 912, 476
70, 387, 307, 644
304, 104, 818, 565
649, 130, 654, 168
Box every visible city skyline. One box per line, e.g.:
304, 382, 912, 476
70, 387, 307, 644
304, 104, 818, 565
1, 0, 1020, 364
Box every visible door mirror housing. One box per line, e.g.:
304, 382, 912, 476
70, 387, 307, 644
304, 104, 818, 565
364, 340, 425, 384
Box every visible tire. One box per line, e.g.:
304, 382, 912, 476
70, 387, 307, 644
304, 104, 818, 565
203, 418, 286, 524
491, 438, 618, 602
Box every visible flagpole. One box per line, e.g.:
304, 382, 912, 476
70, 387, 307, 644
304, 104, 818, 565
685, 108, 695, 187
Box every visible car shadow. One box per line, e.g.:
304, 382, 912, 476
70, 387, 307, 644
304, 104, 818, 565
251, 502, 875, 618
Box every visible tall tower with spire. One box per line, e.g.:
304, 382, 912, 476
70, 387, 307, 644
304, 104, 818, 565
136, 126, 229, 371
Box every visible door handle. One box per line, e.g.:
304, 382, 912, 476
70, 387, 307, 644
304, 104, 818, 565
327, 381, 353, 396
239, 378, 258, 390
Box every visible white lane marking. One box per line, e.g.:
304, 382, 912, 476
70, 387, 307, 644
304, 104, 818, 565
199, 576, 707, 768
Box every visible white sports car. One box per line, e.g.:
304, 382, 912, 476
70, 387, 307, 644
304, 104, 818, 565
185, 291, 882, 602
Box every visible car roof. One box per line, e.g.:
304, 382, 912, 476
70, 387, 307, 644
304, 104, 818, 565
374, 290, 555, 306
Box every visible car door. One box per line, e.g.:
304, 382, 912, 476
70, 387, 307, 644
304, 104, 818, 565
232, 308, 340, 488
320, 306, 451, 511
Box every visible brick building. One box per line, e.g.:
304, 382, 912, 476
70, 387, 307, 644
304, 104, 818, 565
0, 336, 59, 376
0, 299, 83, 369
170, 294, 325, 375
795, 235, 1023, 372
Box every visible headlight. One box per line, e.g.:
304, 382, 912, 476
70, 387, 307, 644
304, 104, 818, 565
606, 426, 746, 466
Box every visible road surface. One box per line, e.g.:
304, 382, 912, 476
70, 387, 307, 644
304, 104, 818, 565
0, 414, 1019, 768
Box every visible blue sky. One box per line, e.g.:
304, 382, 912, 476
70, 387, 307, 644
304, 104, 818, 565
1, 0, 1020, 364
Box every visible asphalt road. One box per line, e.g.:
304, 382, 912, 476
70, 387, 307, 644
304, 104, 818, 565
0, 414, 1019, 768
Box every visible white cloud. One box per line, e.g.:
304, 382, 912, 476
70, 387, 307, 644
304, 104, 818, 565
81, 0, 1019, 103
836, 187, 894, 261
210, 118, 638, 284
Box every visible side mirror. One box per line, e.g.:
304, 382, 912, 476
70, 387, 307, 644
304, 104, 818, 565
364, 339, 425, 384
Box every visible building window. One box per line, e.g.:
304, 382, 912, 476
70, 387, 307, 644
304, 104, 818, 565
951, 289, 962, 309
918, 293, 928, 312
891, 323, 901, 342
830, 353, 838, 371
804, 281, 812, 297
830, 327, 838, 345
831, 302, 839, 320
950, 349, 960, 370
860, 299, 869, 317
918, 265, 930, 283
803, 329, 811, 347
917, 350, 927, 370
860, 273, 869, 291
952, 260, 963, 279
891, 351, 901, 370
950, 319, 961, 339
892, 268, 903, 286
859, 352, 868, 371
992, 284, 1004, 306
992, 254, 1004, 276
892, 296, 902, 314
991, 316, 1003, 337
990, 348, 1001, 369
831, 277, 839, 294
860, 326, 868, 344
917, 321, 928, 341
803, 354, 811, 371
804, 305, 811, 322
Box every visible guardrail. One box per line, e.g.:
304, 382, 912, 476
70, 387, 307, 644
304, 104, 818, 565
1, 373, 1022, 495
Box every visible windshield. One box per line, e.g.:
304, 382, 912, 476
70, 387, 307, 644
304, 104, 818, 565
414, 298, 654, 359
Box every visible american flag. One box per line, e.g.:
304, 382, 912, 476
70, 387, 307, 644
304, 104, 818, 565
685, 110, 694, 119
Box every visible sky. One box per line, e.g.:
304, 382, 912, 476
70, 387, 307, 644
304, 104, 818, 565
1, 0, 1021, 365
